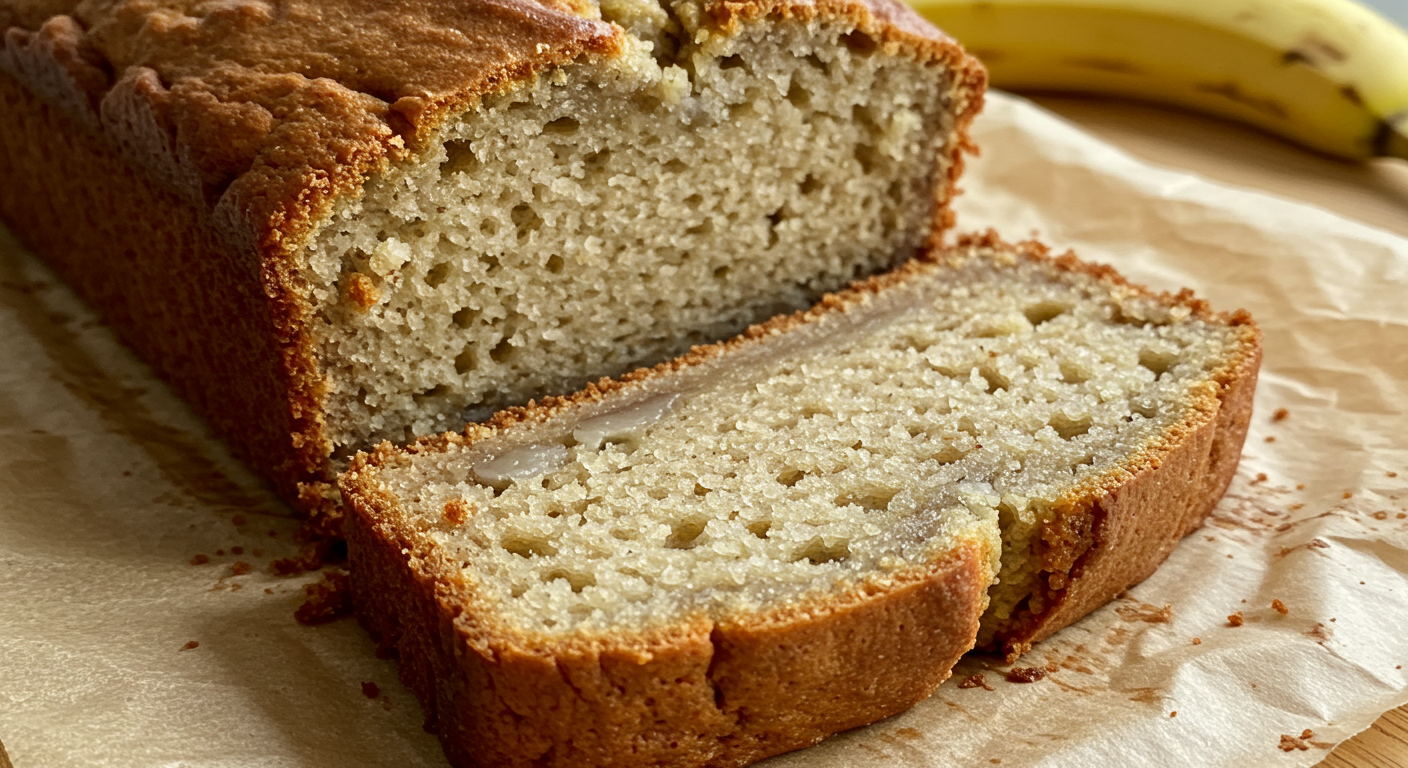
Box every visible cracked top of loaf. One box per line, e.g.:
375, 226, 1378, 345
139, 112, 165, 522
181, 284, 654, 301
0, 0, 970, 250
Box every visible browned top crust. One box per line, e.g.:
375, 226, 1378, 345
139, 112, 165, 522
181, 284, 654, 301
0, 0, 972, 252
0, 0, 621, 249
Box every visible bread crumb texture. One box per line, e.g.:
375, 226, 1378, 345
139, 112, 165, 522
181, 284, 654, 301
365, 246, 1251, 638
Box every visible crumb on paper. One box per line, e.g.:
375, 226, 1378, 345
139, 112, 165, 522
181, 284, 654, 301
1272, 408, 1289, 422
1296, 484, 1305, 490
1388, 471, 1398, 478
1278, 729, 1314, 752
1192, 638, 1202, 645
231, 561, 252, 576
1005, 667, 1047, 684
1253, 473, 1268, 484
189, 554, 210, 565
1170, 711, 1177, 718
1374, 511, 1389, 520
958, 673, 994, 691
361, 681, 381, 699
1272, 599, 1289, 615
1228, 612, 1244, 627
181, 640, 199, 650
216, 549, 225, 556
264, 588, 274, 594
1265, 436, 1276, 443
295, 570, 352, 625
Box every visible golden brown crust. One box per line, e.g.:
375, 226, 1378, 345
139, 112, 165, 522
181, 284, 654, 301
2, 0, 982, 509
342, 465, 992, 768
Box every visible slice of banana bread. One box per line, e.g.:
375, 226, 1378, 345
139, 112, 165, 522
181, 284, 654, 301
339, 233, 1261, 768
0, 0, 984, 510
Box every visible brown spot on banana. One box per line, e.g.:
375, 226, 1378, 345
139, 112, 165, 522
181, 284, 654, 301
1282, 36, 1349, 69
1193, 82, 1289, 120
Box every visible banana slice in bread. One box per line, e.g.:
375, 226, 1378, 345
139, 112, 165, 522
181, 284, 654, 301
339, 234, 1260, 768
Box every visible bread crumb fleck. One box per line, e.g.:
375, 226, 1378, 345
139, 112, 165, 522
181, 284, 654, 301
1265, 436, 1276, 443
1373, 510, 1389, 520
190, 554, 210, 565
345, 272, 380, 310
1253, 473, 1268, 483
1272, 599, 1289, 615
444, 499, 470, 525
1343, 492, 1353, 499
1169, 711, 1177, 718
1192, 638, 1202, 645
1295, 484, 1305, 490
181, 640, 199, 650
958, 673, 994, 691
265, 588, 274, 594
231, 561, 252, 576
1005, 667, 1046, 683
361, 681, 381, 699
1388, 471, 1398, 478
1278, 729, 1314, 752
1272, 408, 1289, 422
216, 549, 225, 556
1399, 513, 1407, 520
1227, 612, 1244, 627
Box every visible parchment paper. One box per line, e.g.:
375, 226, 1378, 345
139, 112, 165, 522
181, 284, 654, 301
2, 92, 1406, 767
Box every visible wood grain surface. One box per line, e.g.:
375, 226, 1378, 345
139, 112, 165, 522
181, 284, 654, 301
1031, 93, 1408, 768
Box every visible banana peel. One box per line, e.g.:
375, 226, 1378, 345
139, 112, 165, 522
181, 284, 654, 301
906, 0, 1408, 161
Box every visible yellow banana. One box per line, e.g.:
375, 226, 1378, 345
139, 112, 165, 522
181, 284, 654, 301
905, 0, 1408, 161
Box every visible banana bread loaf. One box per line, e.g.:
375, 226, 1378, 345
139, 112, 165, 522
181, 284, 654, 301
339, 233, 1261, 767
0, 0, 984, 511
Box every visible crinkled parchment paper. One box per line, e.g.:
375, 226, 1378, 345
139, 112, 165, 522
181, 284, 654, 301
2, 92, 1406, 767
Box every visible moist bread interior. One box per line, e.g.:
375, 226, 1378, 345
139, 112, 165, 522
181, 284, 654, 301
303, 0, 962, 458
372, 252, 1244, 637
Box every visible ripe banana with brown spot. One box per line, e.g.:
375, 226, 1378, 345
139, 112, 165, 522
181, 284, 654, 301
905, 0, 1408, 161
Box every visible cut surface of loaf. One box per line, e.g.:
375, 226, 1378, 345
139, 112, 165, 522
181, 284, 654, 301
0, 0, 983, 505
340, 234, 1261, 768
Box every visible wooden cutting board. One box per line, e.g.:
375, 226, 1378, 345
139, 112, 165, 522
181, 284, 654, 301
1033, 93, 1408, 768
